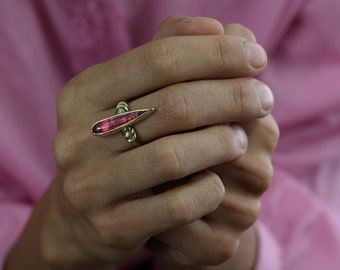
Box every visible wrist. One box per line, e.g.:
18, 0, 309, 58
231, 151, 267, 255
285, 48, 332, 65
5, 181, 117, 270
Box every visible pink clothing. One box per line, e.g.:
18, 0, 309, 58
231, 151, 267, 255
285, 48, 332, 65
1, 0, 340, 269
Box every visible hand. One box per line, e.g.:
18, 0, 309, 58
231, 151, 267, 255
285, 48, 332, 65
6, 16, 271, 270
145, 16, 279, 269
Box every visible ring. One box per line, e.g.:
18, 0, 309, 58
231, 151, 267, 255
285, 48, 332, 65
91, 101, 155, 145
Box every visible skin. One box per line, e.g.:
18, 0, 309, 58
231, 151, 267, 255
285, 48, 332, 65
5, 15, 279, 270
147, 16, 277, 270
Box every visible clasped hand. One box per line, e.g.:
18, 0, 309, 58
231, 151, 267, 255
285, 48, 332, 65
44, 15, 279, 269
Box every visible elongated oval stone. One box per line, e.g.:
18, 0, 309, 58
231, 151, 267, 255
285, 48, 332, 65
91, 108, 155, 136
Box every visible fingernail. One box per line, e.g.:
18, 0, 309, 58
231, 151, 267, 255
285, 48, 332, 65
234, 126, 248, 150
256, 82, 274, 112
243, 41, 267, 68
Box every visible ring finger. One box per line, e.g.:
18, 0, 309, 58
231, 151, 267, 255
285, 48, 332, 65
90, 77, 273, 151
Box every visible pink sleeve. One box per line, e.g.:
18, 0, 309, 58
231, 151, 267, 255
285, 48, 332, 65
255, 168, 340, 270
255, 1, 340, 269
0, 2, 58, 267
255, 221, 281, 270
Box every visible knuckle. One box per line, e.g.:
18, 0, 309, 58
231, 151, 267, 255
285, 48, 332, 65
53, 130, 86, 170
226, 78, 272, 120
212, 36, 234, 71
212, 36, 245, 75
259, 114, 280, 136
216, 127, 244, 160
206, 172, 226, 204
255, 160, 274, 192
239, 155, 274, 193
152, 139, 183, 179
229, 80, 251, 117
165, 195, 196, 225
91, 218, 116, 246
62, 171, 96, 212
146, 38, 177, 76
53, 132, 78, 170
209, 238, 236, 265
93, 220, 124, 247
90, 207, 137, 249
241, 200, 261, 227
222, 196, 261, 229
263, 115, 280, 150
157, 86, 191, 125
207, 250, 232, 265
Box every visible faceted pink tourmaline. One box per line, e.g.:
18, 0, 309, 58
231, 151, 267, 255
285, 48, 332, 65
92, 111, 142, 135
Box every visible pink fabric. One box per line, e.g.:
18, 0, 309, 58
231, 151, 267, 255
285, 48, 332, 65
1, 0, 340, 269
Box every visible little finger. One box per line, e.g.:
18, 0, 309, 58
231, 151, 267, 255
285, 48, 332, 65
89, 78, 273, 151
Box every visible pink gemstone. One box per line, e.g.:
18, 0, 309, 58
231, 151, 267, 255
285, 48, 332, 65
92, 111, 143, 135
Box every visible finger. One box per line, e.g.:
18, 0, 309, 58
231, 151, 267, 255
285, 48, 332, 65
224, 23, 257, 42
204, 186, 261, 231
154, 15, 224, 40
88, 78, 273, 151
129, 78, 273, 145
60, 35, 267, 116
201, 116, 278, 231
92, 170, 225, 248
150, 220, 238, 266
241, 115, 279, 155
212, 115, 279, 195
59, 125, 246, 208
95, 124, 247, 200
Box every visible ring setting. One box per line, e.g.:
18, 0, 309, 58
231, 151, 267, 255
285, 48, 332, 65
91, 101, 155, 145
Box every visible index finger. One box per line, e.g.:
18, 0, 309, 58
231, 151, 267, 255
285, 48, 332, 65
61, 35, 267, 113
